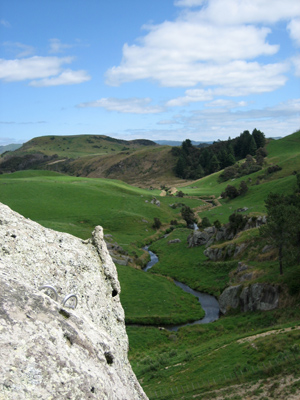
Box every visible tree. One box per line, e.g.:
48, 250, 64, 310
174, 156, 187, 178
252, 128, 266, 149
181, 205, 196, 228
221, 185, 239, 199
200, 217, 211, 228
228, 213, 247, 235
260, 193, 300, 275
239, 181, 248, 196
152, 217, 162, 230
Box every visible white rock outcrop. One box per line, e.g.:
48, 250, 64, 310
0, 203, 148, 400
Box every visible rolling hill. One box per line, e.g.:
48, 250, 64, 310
0, 130, 299, 399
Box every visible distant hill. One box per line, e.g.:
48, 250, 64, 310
0, 134, 181, 187
155, 140, 212, 146
0, 132, 297, 188
0, 143, 22, 154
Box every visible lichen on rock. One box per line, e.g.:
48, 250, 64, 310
0, 202, 148, 400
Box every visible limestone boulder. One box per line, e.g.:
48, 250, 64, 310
0, 203, 148, 400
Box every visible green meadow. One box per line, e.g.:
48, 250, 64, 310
0, 131, 300, 398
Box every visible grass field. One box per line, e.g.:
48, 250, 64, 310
117, 264, 205, 325
0, 131, 300, 398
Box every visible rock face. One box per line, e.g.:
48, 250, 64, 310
188, 215, 267, 250
219, 283, 279, 315
0, 203, 148, 400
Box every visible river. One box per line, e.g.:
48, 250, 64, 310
143, 246, 219, 331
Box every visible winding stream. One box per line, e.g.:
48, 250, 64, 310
143, 246, 219, 331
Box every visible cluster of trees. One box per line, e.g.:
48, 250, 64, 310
0, 152, 59, 173
219, 151, 266, 182
260, 183, 300, 275
172, 129, 266, 180
221, 181, 248, 199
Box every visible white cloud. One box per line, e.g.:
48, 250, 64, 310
205, 99, 247, 109
30, 69, 91, 87
0, 56, 90, 86
78, 98, 163, 114
178, 0, 300, 25
49, 38, 73, 54
166, 89, 214, 106
153, 98, 300, 141
104, 0, 298, 96
0, 56, 73, 82
106, 22, 279, 87
291, 54, 300, 77
287, 18, 300, 47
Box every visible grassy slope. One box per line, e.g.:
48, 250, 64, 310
68, 144, 180, 186
0, 131, 299, 398
117, 264, 204, 325
16, 134, 157, 158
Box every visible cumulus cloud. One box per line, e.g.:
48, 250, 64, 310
105, 0, 299, 100
158, 98, 300, 141
166, 89, 214, 106
287, 18, 300, 47
30, 69, 91, 87
176, 0, 300, 25
291, 54, 300, 77
0, 56, 90, 86
78, 97, 163, 114
0, 56, 72, 82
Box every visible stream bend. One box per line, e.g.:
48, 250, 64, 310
143, 246, 219, 331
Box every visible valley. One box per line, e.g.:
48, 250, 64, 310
0, 131, 300, 399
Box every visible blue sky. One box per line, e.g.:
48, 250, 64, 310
0, 0, 299, 145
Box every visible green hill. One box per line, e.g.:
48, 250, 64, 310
0, 130, 299, 399
0, 134, 182, 186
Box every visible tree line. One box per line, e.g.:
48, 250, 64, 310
172, 129, 266, 180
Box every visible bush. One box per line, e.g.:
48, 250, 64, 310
213, 220, 221, 229
267, 165, 282, 174
201, 217, 211, 228
221, 185, 239, 199
152, 217, 162, 229
239, 180, 248, 196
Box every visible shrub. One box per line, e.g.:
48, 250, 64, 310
221, 185, 239, 199
267, 165, 282, 174
152, 217, 162, 229
201, 217, 211, 228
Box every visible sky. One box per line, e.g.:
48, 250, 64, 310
0, 0, 300, 146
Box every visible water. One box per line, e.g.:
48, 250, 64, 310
143, 246, 220, 330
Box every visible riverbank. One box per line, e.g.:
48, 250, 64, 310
143, 246, 219, 330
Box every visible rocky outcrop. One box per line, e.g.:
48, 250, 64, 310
219, 283, 279, 315
150, 197, 160, 207
188, 215, 267, 249
203, 242, 248, 261
0, 203, 148, 400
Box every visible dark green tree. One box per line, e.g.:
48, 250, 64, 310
221, 185, 239, 199
152, 217, 162, 230
252, 128, 266, 149
248, 136, 257, 156
200, 217, 211, 228
239, 180, 248, 196
260, 193, 300, 275
174, 156, 187, 178
181, 205, 196, 228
